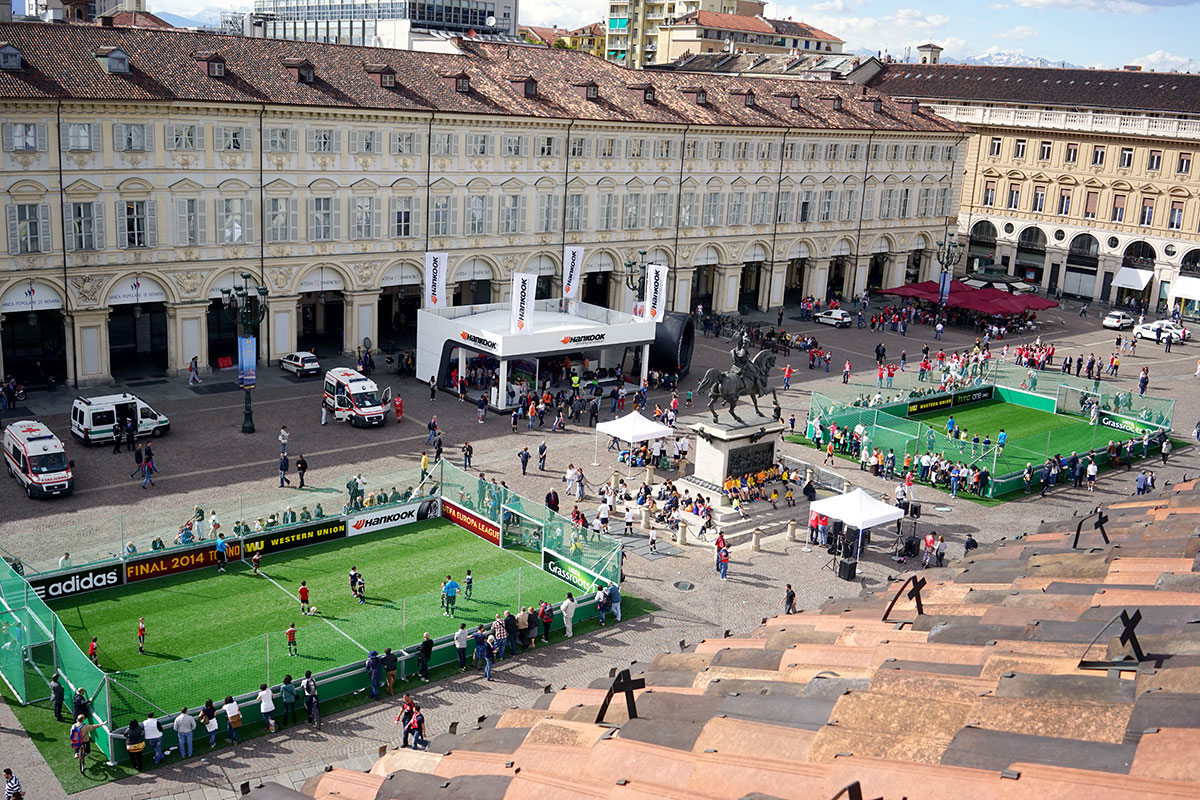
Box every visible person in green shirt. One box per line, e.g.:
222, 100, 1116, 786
389, 487, 401, 503
314, 503, 324, 518
299, 506, 312, 522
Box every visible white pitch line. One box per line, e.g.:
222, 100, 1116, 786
259, 570, 369, 653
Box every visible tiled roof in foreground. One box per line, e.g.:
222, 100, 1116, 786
305, 481, 1200, 798
0, 21, 963, 132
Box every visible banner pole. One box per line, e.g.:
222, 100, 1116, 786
518, 567, 523, 611
401, 598, 406, 650
265, 632, 270, 686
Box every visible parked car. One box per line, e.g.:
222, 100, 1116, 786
814, 309, 852, 328
1102, 311, 1135, 330
280, 351, 321, 377
1133, 319, 1189, 342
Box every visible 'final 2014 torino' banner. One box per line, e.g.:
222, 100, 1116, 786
424, 251, 448, 308
643, 263, 669, 323
562, 246, 584, 303
510, 271, 537, 335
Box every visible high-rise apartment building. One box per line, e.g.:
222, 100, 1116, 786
250, 0, 518, 41
605, 0, 763, 66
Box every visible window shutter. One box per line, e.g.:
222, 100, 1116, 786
519, 135, 529, 157
63, 201, 75, 251
243, 198, 253, 244
331, 131, 342, 153
60, 123, 70, 151
346, 197, 355, 238
1, 123, 12, 152
580, 195, 589, 228
146, 200, 158, 247
195, 199, 207, 245
286, 198, 297, 242
288, 129, 298, 153
552, 137, 562, 157
390, 196, 400, 237
372, 198, 381, 239
175, 199, 188, 246
89, 124, 100, 152
241, 126, 253, 153
114, 123, 127, 151
307, 198, 317, 239
6, 205, 19, 254
39, 203, 53, 251
331, 197, 341, 239
93, 201, 105, 250
35, 123, 47, 152
307, 129, 317, 153
349, 130, 360, 154
165, 125, 177, 151
412, 133, 422, 155
195, 125, 205, 151
115, 201, 128, 248
143, 124, 154, 152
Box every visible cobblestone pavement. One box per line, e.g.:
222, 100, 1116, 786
3, 297, 1199, 799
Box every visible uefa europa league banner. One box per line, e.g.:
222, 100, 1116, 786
643, 263, 669, 323
562, 246, 584, 302
510, 271, 537, 335
424, 251, 448, 308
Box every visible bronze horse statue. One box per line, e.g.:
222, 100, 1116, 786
696, 348, 777, 424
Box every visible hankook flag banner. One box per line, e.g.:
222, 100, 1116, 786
510, 271, 537, 335
562, 246, 584, 302
424, 251, 448, 308
643, 263, 669, 323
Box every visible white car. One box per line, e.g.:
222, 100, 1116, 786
814, 309, 852, 328
1102, 311, 1135, 330
1133, 319, 1189, 342
280, 351, 321, 377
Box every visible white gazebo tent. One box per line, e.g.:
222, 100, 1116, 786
593, 411, 674, 467
809, 488, 905, 573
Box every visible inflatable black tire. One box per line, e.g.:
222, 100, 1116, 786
649, 312, 696, 378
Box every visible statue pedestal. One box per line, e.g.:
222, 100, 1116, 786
678, 413, 785, 522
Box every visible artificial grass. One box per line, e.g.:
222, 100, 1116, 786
49, 520, 572, 721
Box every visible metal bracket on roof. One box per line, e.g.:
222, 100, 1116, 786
827, 780, 870, 800
1072, 507, 1109, 549
881, 574, 925, 622
1000, 769, 1022, 780
1078, 608, 1148, 671
594, 668, 645, 724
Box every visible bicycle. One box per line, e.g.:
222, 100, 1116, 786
309, 697, 321, 730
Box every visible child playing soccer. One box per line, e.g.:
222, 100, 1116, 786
464, 570, 473, 600
88, 636, 99, 665
251, 551, 262, 575
439, 578, 448, 614
137, 618, 146, 655
286, 623, 298, 656
298, 581, 311, 615
348, 567, 361, 597
353, 573, 366, 604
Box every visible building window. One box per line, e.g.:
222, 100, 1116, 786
750, 191, 772, 225
880, 188, 895, 219
776, 191, 793, 223
1169, 200, 1184, 230
1139, 198, 1154, 226
469, 134, 493, 157
841, 189, 858, 221
1091, 146, 1105, 166
679, 192, 697, 227
982, 180, 996, 207
925, 144, 937, 161
466, 195, 490, 235
686, 140, 699, 159
917, 187, 932, 217
219, 197, 249, 244
623, 193, 644, 230
391, 132, 417, 155
120, 199, 151, 248
502, 135, 526, 157
65, 122, 97, 152
567, 136, 587, 158
175, 198, 202, 246
0, 48, 21, 70
219, 126, 248, 152
1057, 189, 1072, 216
456, 76, 469, 93
1065, 143, 1078, 163
1111, 193, 1126, 222
8, 203, 45, 254
1013, 139, 1026, 159
114, 123, 149, 152
430, 133, 456, 156
352, 196, 376, 240
565, 193, 586, 232
354, 130, 380, 154
537, 194, 559, 233
988, 137, 1001, 156
431, 196, 455, 236
826, 142, 840, 161
268, 128, 294, 153
599, 137, 618, 158
392, 196, 415, 238
757, 141, 774, 161
537, 136, 560, 158
728, 191, 746, 226
1148, 150, 1162, 171
206, 61, 225, 77
67, 201, 100, 251
802, 142, 818, 160
310, 196, 334, 240
937, 186, 951, 216
4, 122, 41, 152
629, 139, 645, 159
1007, 184, 1020, 210
799, 190, 812, 222
499, 194, 524, 234
847, 143, 860, 160
709, 141, 728, 160
906, 144, 919, 160
732, 142, 750, 161
267, 197, 294, 243
1084, 191, 1098, 220
1038, 141, 1052, 161
650, 192, 671, 228
1119, 147, 1133, 168
1032, 186, 1046, 213
702, 192, 722, 226
309, 129, 335, 153
898, 188, 911, 218
887, 143, 902, 160
598, 193, 617, 231
659, 139, 678, 160
1179, 153, 1192, 174
168, 124, 200, 151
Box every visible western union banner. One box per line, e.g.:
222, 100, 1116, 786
424, 251, 447, 308
644, 262, 668, 323
510, 271, 536, 335
562, 246, 583, 303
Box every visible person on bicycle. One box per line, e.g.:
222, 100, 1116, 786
70, 714, 103, 773
302, 670, 320, 724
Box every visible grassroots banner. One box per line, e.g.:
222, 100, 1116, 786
1096, 410, 1166, 437
125, 539, 244, 583
510, 271, 537, 335
237, 336, 256, 389
346, 499, 440, 536
643, 263, 668, 322
30, 564, 123, 601
542, 548, 606, 593
242, 519, 348, 556
424, 251, 448, 308
562, 246, 584, 303
441, 498, 500, 546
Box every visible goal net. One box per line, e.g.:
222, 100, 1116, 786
1056, 385, 1102, 420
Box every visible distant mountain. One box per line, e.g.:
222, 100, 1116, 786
153, 6, 237, 28
850, 46, 1081, 69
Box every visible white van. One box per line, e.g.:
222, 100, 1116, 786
323, 368, 391, 427
4, 420, 74, 498
70, 393, 171, 445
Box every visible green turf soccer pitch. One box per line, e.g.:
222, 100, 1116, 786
49, 519, 573, 721
909, 399, 1115, 476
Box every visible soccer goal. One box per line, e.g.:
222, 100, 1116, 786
1056, 384, 1101, 420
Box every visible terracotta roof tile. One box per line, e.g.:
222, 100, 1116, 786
766, 18, 843, 43
677, 11, 777, 35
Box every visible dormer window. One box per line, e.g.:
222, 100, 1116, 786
282, 57, 315, 84
820, 95, 843, 111
193, 51, 226, 77
586, 84, 598, 100
209, 61, 225, 77
645, 87, 655, 102
509, 76, 537, 97
626, 84, 655, 104
364, 63, 396, 88
443, 72, 470, 93
95, 47, 130, 74
382, 73, 395, 87
300, 68, 314, 83
682, 87, 707, 106
774, 92, 800, 110
744, 91, 755, 107
0, 44, 21, 71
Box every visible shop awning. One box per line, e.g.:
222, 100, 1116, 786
1170, 275, 1200, 303
1112, 267, 1153, 291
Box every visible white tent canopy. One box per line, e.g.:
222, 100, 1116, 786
1111, 267, 1153, 291
597, 412, 674, 443
810, 488, 904, 529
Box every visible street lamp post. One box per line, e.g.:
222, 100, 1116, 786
934, 236, 964, 305
221, 272, 269, 434
623, 248, 649, 296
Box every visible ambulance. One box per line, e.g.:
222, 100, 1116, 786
322, 368, 391, 427
70, 393, 170, 445
4, 420, 74, 498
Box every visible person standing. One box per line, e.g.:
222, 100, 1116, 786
221, 696, 241, 744
454, 623, 469, 671
490, 614, 509, 659
503, 609, 518, 654
538, 601, 554, 642
296, 454, 308, 489
257, 683, 276, 731
128, 443, 144, 479
518, 447, 531, 475
718, 546, 730, 580
124, 719, 145, 771
278, 426, 290, 455
538, 440, 547, 470
215, 533, 228, 573
173, 706, 196, 758
3, 769, 21, 800
783, 584, 796, 615
302, 671, 319, 723
408, 704, 428, 750
462, 441, 473, 469
393, 393, 404, 422
320, 396, 328, 426
278, 452, 293, 486
137, 617, 146, 654
279, 676, 298, 726
382, 647, 398, 695
560, 593, 577, 638
1162, 437, 1172, 465
425, 415, 438, 444
366, 651, 383, 699
418, 633, 433, 682
112, 419, 124, 454
140, 458, 155, 489
483, 635, 497, 681
476, 393, 487, 424
50, 672, 65, 721
143, 712, 164, 764
286, 622, 298, 655
188, 355, 202, 386
607, 583, 622, 621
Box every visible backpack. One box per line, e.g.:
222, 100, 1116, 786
540, 605, 554, 623
70, 725, 84, 750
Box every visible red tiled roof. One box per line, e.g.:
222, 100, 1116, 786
869, 62, 1200, 115
672, 11, 777, 35
518, 25, 564, 46
0, 21, 964, 133
767, 18, 843, 43
570, 22, 605, 38
107, 11, 173, 29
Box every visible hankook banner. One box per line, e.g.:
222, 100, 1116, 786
510, 271, 537, 335
643, 263, 668, 323
346, 499, 440, 536
424, 251, 448, 308
562, 246, 583, 303
441, 498, 501, 546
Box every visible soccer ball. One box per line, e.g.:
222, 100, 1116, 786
308, 607, 318, 615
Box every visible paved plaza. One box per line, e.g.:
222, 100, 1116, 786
2, 297, 1198, 800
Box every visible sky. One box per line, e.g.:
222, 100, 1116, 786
517, 0, 1200, 71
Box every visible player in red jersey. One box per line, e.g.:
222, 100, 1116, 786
137, 618, 146, 655
88, 637, 98, 665
251, 551, 262, 576
298, 581, 310, 615
285, 623, 298, 656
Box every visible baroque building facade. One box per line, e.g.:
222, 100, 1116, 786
0, 22, 964, 386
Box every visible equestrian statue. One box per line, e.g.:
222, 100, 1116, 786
695, 328, 777, 424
